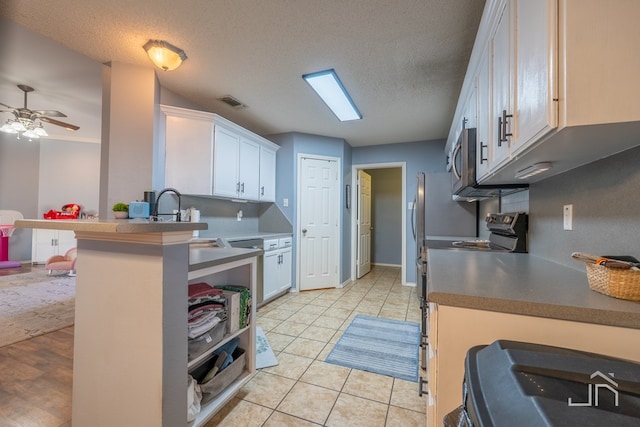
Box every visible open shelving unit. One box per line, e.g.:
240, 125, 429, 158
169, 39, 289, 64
187, 257, 257, 426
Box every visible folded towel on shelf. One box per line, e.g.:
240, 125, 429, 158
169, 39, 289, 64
188, 312, 226, 339
188, 282, 224, 299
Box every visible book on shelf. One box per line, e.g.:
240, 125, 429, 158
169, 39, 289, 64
214, 285, 251, 329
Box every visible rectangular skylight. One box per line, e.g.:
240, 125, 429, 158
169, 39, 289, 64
302, 69, 362, 121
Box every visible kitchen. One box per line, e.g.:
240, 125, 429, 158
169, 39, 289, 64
2, 0, 640, 426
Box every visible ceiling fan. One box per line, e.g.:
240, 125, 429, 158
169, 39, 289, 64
0, 84, 80, 140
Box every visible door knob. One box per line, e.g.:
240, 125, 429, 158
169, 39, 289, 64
302, 228, 307, 234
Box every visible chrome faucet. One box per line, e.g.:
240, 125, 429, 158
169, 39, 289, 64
151, 188, 182, 221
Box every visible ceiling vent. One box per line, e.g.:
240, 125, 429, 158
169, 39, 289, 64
218, 95, 248, 109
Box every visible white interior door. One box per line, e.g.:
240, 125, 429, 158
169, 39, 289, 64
356, 170, 372, 278
298, 156, 339, 291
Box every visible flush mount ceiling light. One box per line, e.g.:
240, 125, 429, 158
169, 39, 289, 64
515, 162, 553, 179
302, 69, 362, 121
143, 40, 187, 71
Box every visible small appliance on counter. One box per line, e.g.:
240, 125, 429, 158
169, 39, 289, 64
128, 201, 150, 219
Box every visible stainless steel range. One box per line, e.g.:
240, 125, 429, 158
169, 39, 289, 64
452, 212, 528, 253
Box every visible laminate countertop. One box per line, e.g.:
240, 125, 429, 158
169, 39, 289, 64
427, 249, 640, 329
15, 218, 207, 233
189, 246, 262, 271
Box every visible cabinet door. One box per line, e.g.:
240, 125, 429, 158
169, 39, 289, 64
57, 230, 77, 255
213, 126, 240, 198
512, 0, 557, 154
278, 248, 292, 292
32, 229, 58, 263
476, 47, 492, 180
165, 115, 214, 194
463, 78, 477, 130
263, 251, 281, 301
237, 137, 260, 200
491, 0, 513, 168
259, 147, 276, 202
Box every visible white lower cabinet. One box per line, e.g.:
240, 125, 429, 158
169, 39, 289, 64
262, 237, 292, 302
31, 228, 76, 264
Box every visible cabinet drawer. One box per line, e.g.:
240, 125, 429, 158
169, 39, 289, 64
278, 237, 292, 248
263, 239, 279, 251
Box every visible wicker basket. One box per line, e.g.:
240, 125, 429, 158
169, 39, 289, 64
585, 263, 640, 302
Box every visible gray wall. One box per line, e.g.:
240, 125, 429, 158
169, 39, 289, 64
269, 132, 352, 287
365, 168, 402, 266
353, 139, 470, 283
529, 145, 640, 269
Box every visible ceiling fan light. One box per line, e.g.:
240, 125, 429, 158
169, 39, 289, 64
22, 128, 39, 139
34, 124, 48, 137
10, 120, 26, 132
0, 121, 18, 134
143, 40, 187, 71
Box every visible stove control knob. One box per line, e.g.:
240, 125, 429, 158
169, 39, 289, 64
485, 215, 495, 224
503, 215, 512, 224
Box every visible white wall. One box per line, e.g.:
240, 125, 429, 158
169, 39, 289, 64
38, 140, 101, 215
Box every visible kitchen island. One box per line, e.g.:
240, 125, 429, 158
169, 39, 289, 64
15, 219, 259, 427
426, 249, 640, 426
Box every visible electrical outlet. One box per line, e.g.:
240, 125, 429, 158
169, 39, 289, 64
283, 198, 289, 207
563, 204, 573, 230
408, 201, 415, 210
237, 209, 243, 221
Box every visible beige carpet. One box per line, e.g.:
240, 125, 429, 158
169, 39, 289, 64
0, 269, 75, 347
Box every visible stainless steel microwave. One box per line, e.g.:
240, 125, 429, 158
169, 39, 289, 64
451, 128, 527, 199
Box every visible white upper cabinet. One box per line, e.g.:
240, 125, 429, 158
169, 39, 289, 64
161, 106, 215, 195
511, 0, 557, 155
160, 105, 279, 201
476, 47, 493, 180
490, 0, 513, 169
212, 125, 241, 198
446, 0, 640, 184
259, 146, 276, 202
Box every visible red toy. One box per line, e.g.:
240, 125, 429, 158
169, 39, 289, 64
43, 203, 81, 220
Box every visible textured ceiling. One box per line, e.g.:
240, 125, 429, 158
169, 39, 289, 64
0, 0, 485, 147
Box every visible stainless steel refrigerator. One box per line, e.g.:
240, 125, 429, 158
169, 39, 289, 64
413, 171, 477, 395
413, 173, 428, 374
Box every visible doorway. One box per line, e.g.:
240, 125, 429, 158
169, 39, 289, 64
351, 162, 406, 284
297, 154, 340, 291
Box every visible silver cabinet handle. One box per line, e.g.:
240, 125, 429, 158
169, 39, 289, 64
261, 186, 265, 195
241, 182, 245, 193
480, 142, 488, 164
499, 109, 513, 146
236, 182, 240, 192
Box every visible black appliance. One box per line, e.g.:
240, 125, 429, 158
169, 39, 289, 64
447, 340, 640, 427
451, 127, 527, 198
451, 212, 528, 253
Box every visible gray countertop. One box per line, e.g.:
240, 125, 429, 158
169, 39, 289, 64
15, 218, 207, 233
189, 246, 262, 271
427, 249, 640, 329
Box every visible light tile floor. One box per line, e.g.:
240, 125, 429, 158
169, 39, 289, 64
205, 266, 427, 426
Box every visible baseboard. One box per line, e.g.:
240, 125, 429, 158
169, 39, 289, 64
371, 263, 402, 268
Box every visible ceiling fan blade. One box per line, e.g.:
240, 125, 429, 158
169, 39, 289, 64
40, 116, 80, 131
33, 110, 67, 118
0, 102, 17, 110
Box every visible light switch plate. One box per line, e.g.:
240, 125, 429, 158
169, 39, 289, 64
283, 198, 289, 207
563, 204, 573, 230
